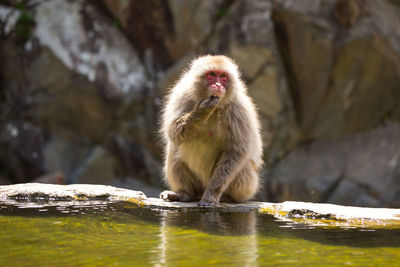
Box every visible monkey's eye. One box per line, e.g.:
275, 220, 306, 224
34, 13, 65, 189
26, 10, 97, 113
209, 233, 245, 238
220, 73, 226, 78
209, 72, 216, 77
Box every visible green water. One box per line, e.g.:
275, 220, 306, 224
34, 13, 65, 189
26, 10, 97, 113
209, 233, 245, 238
1, 201, 400, 266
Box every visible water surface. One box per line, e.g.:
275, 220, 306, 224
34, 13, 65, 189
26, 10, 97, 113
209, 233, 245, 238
1, 201, 399, 266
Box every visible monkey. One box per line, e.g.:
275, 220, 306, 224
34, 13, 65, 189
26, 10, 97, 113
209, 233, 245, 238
159, 55, 263, 207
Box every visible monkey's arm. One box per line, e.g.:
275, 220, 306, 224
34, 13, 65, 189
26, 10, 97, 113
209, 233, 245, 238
167, 96, 218, 144
198, 112, 250, 206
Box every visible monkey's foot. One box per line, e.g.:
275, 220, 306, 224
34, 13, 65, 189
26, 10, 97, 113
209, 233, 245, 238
160, 190, 192, 202
197, 199, 218, 207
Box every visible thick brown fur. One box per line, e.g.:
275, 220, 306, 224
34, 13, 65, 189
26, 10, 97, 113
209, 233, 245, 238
160, 55, 263, 206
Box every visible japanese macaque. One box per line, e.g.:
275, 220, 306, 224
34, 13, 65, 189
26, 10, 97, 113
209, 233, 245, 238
159, 55, 263, 207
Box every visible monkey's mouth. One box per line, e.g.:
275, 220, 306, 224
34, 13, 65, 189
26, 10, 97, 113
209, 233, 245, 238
210, 84, 226, 97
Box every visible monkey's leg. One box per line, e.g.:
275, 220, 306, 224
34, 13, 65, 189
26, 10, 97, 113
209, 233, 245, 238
160, 159, 200, 202
225, 162, 259, 203
198, 149, 247, 207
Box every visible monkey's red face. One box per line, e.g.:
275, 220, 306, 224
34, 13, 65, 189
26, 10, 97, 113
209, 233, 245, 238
205, 70, 229, 97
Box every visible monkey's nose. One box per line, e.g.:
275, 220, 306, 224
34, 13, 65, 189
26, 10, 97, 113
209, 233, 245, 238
215, 82, 222, 88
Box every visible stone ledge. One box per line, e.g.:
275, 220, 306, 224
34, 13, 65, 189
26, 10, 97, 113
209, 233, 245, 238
141, 197, 267, 211
1, 183, 400, 228
260, 201, 400, 229
0, 183, 146, 200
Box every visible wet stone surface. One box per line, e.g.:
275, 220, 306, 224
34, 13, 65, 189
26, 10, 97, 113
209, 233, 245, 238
1, 183, 400, 229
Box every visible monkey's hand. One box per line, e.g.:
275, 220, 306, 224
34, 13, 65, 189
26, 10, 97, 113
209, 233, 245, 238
199, 95, 219, 108
197, 194, 219, 207
192, 95, 219, 119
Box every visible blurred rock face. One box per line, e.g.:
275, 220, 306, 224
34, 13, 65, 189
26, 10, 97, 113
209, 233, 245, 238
0, 0, 161, 187
0, 0, 400, 207
272, 2, 400, 140
266, 124, 400, 207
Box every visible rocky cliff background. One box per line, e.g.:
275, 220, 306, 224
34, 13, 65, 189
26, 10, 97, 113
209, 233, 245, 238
0, 0, 399, 207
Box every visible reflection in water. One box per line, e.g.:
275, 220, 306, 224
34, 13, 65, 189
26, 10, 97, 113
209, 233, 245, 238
157, 210, 258, 266
159, 209, 257, 235
256, 215, 400, 248
1, 201, 400, 266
